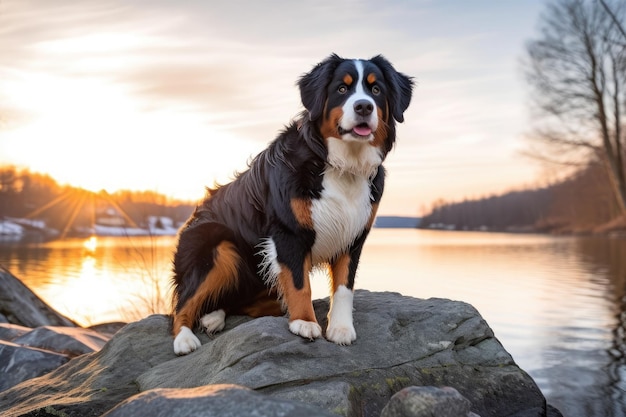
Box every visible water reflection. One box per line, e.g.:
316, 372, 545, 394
0, 235, 176, 325
571, 237, 626, 416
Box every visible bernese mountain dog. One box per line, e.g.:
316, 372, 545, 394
171, 54, 413, 355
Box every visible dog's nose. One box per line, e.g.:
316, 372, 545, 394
354, 99, 373, 117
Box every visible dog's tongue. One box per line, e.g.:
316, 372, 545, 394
353, 125, 372, 136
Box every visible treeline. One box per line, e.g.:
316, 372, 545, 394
420, 162, 622, 234
0, 166, 195, 232
3, 164, 621, 236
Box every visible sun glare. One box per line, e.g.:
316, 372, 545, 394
83, 236, 98, 254
0, 23, 272, 201
48, 255, 111, 326
1, 67, 263, 200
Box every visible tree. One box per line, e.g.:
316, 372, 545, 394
524, 0, 626, 216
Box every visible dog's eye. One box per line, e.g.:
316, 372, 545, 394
371, 85, 381, 95
338, 85, 348, 94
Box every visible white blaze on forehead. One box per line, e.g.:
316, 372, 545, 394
340, 60, 378, 136
354, 60, 366, 96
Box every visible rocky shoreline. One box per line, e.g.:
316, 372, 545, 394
0, 268, 562, 417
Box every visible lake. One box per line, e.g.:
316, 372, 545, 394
0, 229, 624, 416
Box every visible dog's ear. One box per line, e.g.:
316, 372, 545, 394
298, 54, 344, 121
370, 55, 414, 123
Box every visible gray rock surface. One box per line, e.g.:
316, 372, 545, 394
12, 325, 110, 357
88, 322, 127, 337
0, 268, 75, 328
381, 386, 478, 417
0, 323, 30, 341
0, 323, 113, 394
101, 384, 339, 417
0, 341, 69, 392
0, 291, 557, 417
0, 317, 164, 417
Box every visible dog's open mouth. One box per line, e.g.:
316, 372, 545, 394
339, 123, 372, 138
352, 123, 372, 137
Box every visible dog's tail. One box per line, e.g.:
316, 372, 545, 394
171, 221, 241, 336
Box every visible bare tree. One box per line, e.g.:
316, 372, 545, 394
524, 0, 626, 216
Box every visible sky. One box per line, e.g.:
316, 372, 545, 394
0, 0, 549, 216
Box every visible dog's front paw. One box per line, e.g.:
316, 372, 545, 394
173, 326, 201, 355
289, 319, 322, 340
326, 324, 357, 345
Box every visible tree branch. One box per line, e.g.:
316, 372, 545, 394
599, 0, 626, 44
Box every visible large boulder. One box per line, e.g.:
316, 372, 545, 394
0, 315, 168, 417
137, 294, 545, 417
12, 326, 110, 357
0, 323, 30, 341
0, 290, 560, 417
0, 341, 69, 392
0, 268, 75, 328
0, 323, 114, 393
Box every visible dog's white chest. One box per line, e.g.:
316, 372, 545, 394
310, 169, 372, 264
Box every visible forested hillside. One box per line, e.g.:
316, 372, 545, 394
420, 163, 624, 234
4, 163, 624, 236
0, 166, 195, 232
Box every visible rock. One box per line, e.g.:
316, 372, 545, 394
12, 326, 110, 357
0, 315, 174, 416
137, 293, 546, 417
0, 291, 561, 417
380, 386, 478, 417
101, 384, 338, 417
0, 341, 69, 392
88, 322, 127, 338
0, 324, 112, 393
0, 268, 75, 328
0, 323, 31, 342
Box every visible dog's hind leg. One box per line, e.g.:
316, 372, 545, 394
200, 309, 226, 334
172, 240, 241, 355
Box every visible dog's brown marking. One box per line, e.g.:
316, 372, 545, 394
331, 253, 351, 293
291, 198, 313, 229
320, 105, 343, 140
277, 256, 317, 324
172, 241, 240, 336
371, 108, 389, 148
367, 73, 377, 84
343, 73, 353, 86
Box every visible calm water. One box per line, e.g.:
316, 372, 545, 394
0, 229, 624, 416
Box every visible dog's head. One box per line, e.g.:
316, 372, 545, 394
298, 54, 413, 154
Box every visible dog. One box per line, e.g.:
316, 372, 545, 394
171, 54, 413, 355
